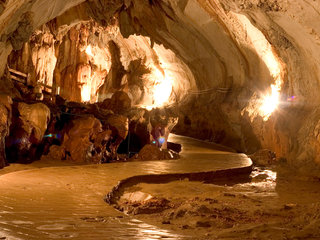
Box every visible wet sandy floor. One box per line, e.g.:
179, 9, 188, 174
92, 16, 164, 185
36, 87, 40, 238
117, 167, 320, 239
0, 135, 252, 239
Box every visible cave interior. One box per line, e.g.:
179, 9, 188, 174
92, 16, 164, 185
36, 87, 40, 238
1, 0, 320, 239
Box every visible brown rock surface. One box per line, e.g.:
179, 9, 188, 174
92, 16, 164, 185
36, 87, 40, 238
0, 95, 12, 168
105, 114, 129, 157
100, 91, 132, 114
109, 91, 132, 114
132, 144, 179, 161
249, 149, 277, 166
6, 102, 50, 163
62, 116, 102, 163
17, 102, 50, 142
0, 0, 319, 174
106, 114, 129, 140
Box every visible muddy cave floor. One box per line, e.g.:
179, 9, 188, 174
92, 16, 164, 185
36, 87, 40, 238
0, 136, 320, 239
117, 166, 320, 240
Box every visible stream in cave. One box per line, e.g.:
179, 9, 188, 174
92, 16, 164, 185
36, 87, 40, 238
1, 0, 320, 238
0, 135, 251, 240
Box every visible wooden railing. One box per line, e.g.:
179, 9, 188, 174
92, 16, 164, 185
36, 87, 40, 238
8, 67, 28, 84
8, 66, 52, 93
37, 82, 53, 92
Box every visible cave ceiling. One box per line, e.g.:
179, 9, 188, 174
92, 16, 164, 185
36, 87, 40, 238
1, 0, 320, 173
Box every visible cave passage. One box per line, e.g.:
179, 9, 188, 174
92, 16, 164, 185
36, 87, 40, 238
1, 0, 320, 239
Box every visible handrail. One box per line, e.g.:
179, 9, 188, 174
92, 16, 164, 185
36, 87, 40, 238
8, 67, 28, 78
7, 66, 52, 92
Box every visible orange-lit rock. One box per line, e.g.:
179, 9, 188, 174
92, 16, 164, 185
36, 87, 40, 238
131, 144, 179, 161
106, 114, 129, 157
62, 116, 102, 163
17, 102, 50, 143
0, 0, 320, 174
6, 102, 50, 163
0, 95, 12, 168
109, 91, 132, 114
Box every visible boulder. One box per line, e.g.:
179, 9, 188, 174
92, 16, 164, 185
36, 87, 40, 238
55, 115, 118, 163
92, 129, 113, 163
18, 102, 50, 142
101, 91, 131, 114
41, 144, 65, 162
117, 108, 150, 155
106, 114, 128, 140
106, 114, 129, 156
43, 123, 113, 164
62, 116, 102, 163
6, 102, 50, 163
131, 144, 179, 161
111, 91, 131, 113
0, 95, 12, 168
136, 144, 164, 161
249, 149, 276, 166
149, 108, 178, 149
100, 98, 112, 110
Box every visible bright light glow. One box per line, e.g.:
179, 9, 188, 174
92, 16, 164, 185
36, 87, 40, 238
257, 40, 283, 120
159, 137, 165, 144
260, 84, 281, 120
153, 69, 173, 107
234, 13, 284, 121
77, 64, 92, 103
82, 44, 111, 103
85, 45, 94, 57
142, 68, 173, 110
81, 85, 91, 102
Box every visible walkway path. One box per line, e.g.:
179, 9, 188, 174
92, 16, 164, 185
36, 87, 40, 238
0, 135, 252, 239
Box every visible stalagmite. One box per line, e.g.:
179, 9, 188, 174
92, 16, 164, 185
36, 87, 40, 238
0, 0, 320, 239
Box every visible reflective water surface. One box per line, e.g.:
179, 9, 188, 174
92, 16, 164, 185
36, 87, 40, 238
0, 135, 251, 239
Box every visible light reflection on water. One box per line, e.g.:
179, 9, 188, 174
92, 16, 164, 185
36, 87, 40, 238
250, 168, 277, 182
0, 134, 252, 240
0, 213, 186, 240
237, 167, 278, 196
127, 219, 184, 240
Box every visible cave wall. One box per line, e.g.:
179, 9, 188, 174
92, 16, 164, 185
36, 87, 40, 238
1, 0, 320, 174
116, 0, 281, 152
116, 0, 320, 173
215, 0, 320, 171
7, 24, 57, 88
7, 12, 194, 105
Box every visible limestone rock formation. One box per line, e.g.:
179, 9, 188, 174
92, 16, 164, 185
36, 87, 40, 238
61, 116, 103, 163
43, 114, 116, 164
0, 95, 12, 168
131, 144, 179, 161
37, 97, 179, 164
9, 12, 34, 50
18, 102, 50, 142
6, 102, 50, 163
123, 108, 151, 155
249, 149, 277, 166
101, 91, 132, 114
105, 114, 129, 157
0, 0, 319, 175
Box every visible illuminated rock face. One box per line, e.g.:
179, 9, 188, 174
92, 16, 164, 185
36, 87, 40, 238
7, 25, 56, 89
0, 95, 12, 169
7, 19, 193, 106
1, 0, 320, 173
6, 102, 50, 163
